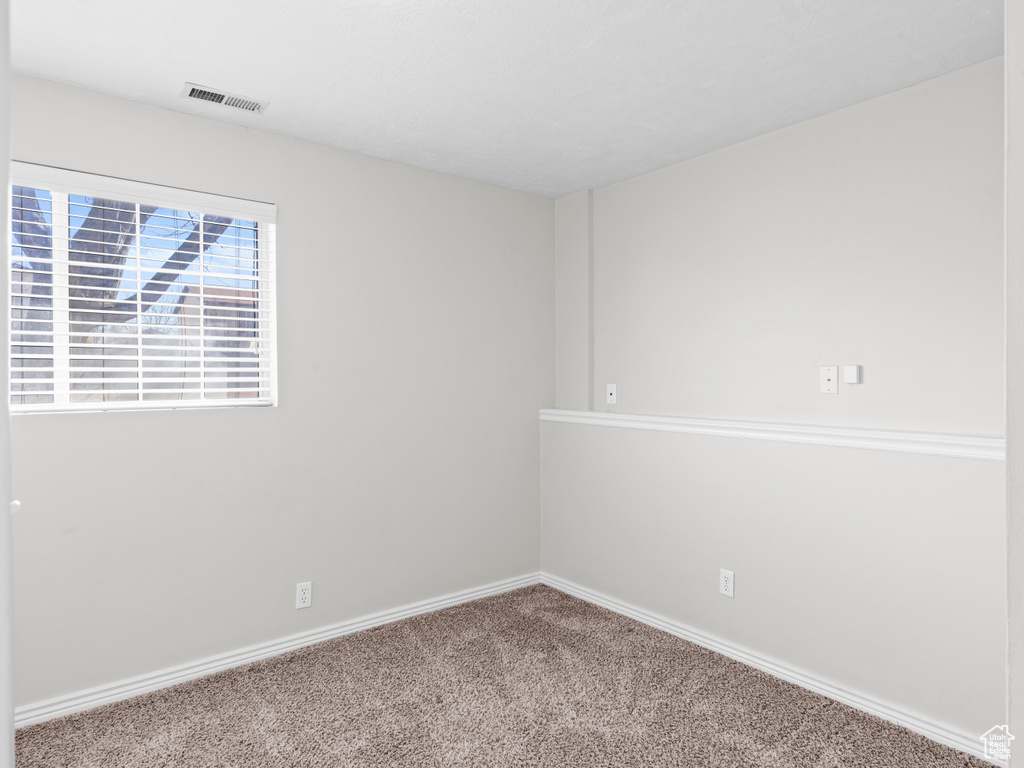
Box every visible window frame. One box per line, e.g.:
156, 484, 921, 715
9, 161, 278, 414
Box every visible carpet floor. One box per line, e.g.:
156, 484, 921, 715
16, 585, 987, 767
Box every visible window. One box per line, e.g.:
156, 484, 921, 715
9, 163, 277, 412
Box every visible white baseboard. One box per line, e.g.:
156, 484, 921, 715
16, 570, 1001, 767
14, 572, 542, 728
539, 572, 1002, 767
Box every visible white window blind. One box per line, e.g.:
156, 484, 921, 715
9, 163, 277, 412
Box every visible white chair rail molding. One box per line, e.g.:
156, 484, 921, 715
538, 409, 1005, 461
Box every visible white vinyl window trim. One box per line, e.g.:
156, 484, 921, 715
9, 162, 277, 413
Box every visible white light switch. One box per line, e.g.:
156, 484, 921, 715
843, 365, 862, 384
820, 366, 838, 394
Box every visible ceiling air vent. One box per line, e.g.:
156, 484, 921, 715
182, 83, 267, 114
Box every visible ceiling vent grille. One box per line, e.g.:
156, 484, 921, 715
183, 83, 267, 114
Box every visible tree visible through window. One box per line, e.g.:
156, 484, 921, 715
9, 165, 276, 411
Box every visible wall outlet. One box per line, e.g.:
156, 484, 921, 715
606, 383, 616, 404
819, 366, 838, 394
719, 569, 734, 598
296, 581, 312, 609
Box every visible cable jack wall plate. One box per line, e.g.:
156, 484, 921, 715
820, 366, 838, 394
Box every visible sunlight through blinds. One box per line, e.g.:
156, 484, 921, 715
9, 163, 277, 412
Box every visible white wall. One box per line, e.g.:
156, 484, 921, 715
1006, 0, 1024, 761
592, 60, 1003, 434
0, 2, 13, 765
554, 190, 590, 411
9, 75, 554, 706
544, 58, 1006, 737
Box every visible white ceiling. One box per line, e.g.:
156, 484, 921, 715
11, 0, 1004, 199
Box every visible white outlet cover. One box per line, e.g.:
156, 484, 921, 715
719, 568, 734, 598
296, 581, 312, 609
606, 383, 616, 405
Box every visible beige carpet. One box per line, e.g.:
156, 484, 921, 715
16, 585, 987, 767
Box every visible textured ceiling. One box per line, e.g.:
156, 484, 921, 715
11, 0, 1004, 199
